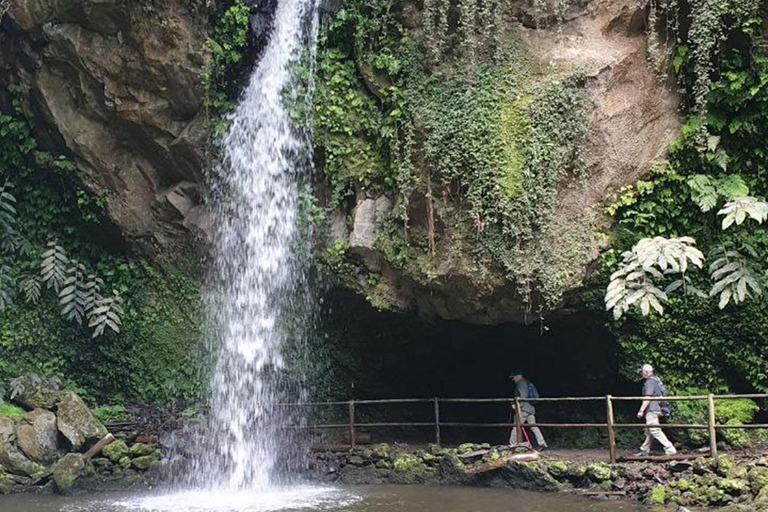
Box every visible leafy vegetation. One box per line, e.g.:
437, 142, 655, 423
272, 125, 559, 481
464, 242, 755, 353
203, 0, 251, 134
604, 19, 768, 392
0, 89, 205, 405
313, 0, 588, 310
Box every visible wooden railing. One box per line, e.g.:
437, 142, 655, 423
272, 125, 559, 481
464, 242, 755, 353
282, 394, 768, 463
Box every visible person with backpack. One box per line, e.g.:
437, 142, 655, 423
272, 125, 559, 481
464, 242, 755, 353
508, 370, 548, 450
636, 364, 677, 456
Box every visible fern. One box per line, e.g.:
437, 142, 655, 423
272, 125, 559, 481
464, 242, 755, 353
82, 275, 102, 314
688, 175, 718, 212
19, 275, 41, 303
718, 197, 768, 229
40, 241, 69, 291
0, 265, 14, 312
59, 261, 89, 325
687, 174, 749, 212
87, 290, 124, 338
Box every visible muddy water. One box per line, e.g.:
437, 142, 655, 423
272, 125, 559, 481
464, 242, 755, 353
0, 485, 647, 512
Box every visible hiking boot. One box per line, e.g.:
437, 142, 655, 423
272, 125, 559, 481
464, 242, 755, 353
665, 447, 678, 456
634, 451, 650, 457
537, 444, 548, 452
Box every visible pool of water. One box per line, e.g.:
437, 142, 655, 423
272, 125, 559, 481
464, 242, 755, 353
0, 485, 647, 512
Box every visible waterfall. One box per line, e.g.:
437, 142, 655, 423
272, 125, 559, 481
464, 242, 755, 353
190, 0, 319, 491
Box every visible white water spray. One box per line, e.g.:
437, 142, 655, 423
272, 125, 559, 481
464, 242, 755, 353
189, 0, 319, 491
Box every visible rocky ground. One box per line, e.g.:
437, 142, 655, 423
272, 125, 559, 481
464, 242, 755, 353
0, 374, 164, 494
307, 442, 768, 510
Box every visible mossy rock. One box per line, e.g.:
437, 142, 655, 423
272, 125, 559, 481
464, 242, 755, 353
131, 454, 159, 471
422, 452, 437, 463
391, 453, 431, 483
56, 392, 108, 451
716, 456, 736, 477
646, 485, 667, 505
749, 466, 768, 493
372, 443, 391, 459
425, 443, 447, 456
118, 456, 132, 470
92, 457, 113, 474
129, 443, 155, 457
482, 449, 501, 463
547, 460, 569, 478
50, 453, 94, 494
102, 440, 130, 463
457, 443, 475, 454
585, 462, 614, 482
0, 467, 12, 494
375, 460, 391, 470
718, 478, 749, 496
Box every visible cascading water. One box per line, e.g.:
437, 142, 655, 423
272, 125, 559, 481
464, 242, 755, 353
187, 0, 319, 491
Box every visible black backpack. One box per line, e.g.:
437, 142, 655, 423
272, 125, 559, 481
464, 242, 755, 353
651, 376, 672, 416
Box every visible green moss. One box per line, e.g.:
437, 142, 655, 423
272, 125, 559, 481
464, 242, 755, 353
647, 485, 667, 505
372, 443, 391, 459
498, 95, 532, 197
718, 478, 749, 495
547, 460, 568, 477
749, 466, 768, 493
0, 403, 24, 421
102, 440, 130, 463
129, 443, 155, 457
586, 462, 614, 482
392, 453, 422, 471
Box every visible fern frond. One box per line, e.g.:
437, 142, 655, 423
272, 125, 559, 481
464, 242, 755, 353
87, 290, 124, 338
40, 241, 68, 291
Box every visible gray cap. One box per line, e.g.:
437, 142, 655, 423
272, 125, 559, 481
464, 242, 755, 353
637, 363, 653, 373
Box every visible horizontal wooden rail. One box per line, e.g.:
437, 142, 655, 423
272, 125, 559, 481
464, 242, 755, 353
293, 393, 768, 460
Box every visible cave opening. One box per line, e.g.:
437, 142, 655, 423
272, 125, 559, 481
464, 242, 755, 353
312, 289, 644, 447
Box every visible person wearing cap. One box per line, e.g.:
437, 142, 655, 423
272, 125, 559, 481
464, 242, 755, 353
636, 363, 677, 456
508, 371, 547, 450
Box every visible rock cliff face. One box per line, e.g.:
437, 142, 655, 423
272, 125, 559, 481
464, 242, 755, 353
1, 0, 680, 322
324, 0, 680, 323
0, 0, 210, 255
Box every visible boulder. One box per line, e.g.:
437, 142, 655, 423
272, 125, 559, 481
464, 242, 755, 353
16, 409, 58, 463
101, 439, 129, 462
8, 374, 62, 410
129, 443, 155, 457
0, 442, 41, 477
0, 418, 14, 443
56, 392, 108, 451
50, 453, 93, 494
131, 454, 161, 471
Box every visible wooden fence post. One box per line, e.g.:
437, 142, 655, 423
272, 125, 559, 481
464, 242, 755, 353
434, 397, 441, 446
606, 395, 617, 463
514, 397, 523, 446
348, 401, 356, 450
707, 394, 717, 460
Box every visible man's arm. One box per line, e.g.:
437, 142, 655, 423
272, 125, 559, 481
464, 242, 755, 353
637, 380, 653, 418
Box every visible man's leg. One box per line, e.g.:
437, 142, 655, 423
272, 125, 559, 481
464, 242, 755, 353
646, 412, 676, 455
638, 414, 654, 454
524, 414, 547, 447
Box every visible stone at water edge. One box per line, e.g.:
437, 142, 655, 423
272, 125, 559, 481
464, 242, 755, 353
50, 453, 94, 494
16, 409, 58, 463
56, 391, 107, 451
0, 442, 42, 477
